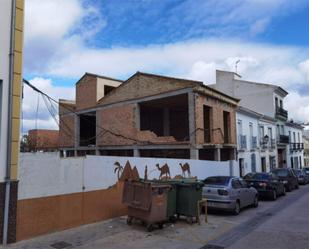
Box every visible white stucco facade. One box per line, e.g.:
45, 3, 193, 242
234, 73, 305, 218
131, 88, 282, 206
236, 107, 277, 176
213, 70, 304, 170
0, 1, 12, 181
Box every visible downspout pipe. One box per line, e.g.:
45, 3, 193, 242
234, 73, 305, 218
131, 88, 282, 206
3, 0, 17, 245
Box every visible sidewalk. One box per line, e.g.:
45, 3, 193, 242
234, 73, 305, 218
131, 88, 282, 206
4, 215, 232, 249
4, 199, 279, 249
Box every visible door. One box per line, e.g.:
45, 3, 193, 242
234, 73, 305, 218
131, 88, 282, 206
239, 158, 245, 177
240, 179, 252, 206
261, 157, 266, 172
251, 153, 256, 172
232, 179, 246, 207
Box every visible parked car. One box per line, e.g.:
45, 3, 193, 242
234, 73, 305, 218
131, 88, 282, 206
292, 169, 309, 185
302, 167, 309, 182
271, 168, 299, 191
202, 176, 258, 215
243, 173, 285, 200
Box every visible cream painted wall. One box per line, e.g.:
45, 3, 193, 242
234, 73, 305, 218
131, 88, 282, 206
96, 77, 122, 101
0, 1, 12, 181
18, 153, 238, 200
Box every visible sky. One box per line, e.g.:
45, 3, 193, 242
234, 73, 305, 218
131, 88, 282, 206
22, 0, 309, 132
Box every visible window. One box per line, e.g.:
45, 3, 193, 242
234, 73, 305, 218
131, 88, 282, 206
232, 179, 241, 189
275, 97, 278, 108
293, 132, 296, 143
203, 105, 212, 143
223, 111, 230, 143
298, 133, 301, 143
280, 99, 283, 108
104, 85, 115, 95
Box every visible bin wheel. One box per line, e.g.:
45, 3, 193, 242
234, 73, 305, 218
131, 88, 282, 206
158, 223, 163, 229
126, 217, 133, 225
186, 217, 194, 224
147, 224, 153, 232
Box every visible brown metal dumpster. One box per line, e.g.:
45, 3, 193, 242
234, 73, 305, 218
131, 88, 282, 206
122, 180, 170, 231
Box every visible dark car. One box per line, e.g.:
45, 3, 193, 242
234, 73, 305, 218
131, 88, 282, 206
244, 173, 285, 200
292, 169, 309, 185
271, 168, 299, 191
303, 167, 309, 182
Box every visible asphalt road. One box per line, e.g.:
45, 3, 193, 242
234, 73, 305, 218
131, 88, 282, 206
204, 184, 309, 249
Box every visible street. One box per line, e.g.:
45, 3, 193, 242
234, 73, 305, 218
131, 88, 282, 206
3, 184, 309, 249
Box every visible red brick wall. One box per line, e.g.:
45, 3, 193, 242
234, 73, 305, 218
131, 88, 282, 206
99, 74, 196, 106
97, 104, 177, 146
76, 75, 97, 110
59, 115, 75, 148
195, 95, 237, 145
28, 130, 59, 150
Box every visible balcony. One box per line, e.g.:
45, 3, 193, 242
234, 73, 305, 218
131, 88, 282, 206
276, 106, 288, 120
239, 135, 247, 150
290, 143, 304, 151
260, 137, 269, 149
278, 135, 290, 144
251, 136, 257, 149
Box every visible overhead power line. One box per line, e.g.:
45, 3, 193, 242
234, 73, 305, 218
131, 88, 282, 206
22, 78, 152, 145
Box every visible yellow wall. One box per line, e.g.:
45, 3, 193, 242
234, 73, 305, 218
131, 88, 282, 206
10, 0, 24, 180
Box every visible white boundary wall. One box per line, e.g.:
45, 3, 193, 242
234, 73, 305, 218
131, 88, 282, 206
18, 153, 239, 200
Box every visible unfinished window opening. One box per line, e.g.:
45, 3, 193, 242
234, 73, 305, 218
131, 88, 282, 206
104, 85, 115, 95
79, 112, 96, 146
203, 105, 212, 143
139, 94, 189, 141
140, 149, 190, 159
223, 111, 230, 143
199, 149, 215, 161
99, 150, 133, 157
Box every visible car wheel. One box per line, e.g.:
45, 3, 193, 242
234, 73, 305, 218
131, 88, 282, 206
282, 186, 286, 196
286, 185, 291, 192
233, 201, 240, 215
295, 184, 299, 189
253, 195, 259, 208
271, 190, 277, 201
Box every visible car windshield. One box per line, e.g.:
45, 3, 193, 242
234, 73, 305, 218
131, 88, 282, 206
204, 176, 230, 186
272, 169, 288, 177
249, 173, 271, 180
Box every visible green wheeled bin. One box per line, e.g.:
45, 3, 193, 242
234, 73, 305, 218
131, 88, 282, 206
176, 181, 204, 223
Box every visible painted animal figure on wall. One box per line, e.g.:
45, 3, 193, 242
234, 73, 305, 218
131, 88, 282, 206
179, 163, 191, 178
114, 161, 124, 180
156, 163, 171, 180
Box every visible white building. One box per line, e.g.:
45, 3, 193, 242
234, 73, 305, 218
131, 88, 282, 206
236, 106, 277, 176
212, 70, 304, 170
286, 122, 304, 169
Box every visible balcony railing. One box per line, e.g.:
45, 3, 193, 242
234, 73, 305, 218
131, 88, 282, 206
260, 138, 269, 149
278, 135, 290, 144
239, 135, 247, 150
276, 106, 288, 120
251, 136, 257, 149
290, 143, 304, 151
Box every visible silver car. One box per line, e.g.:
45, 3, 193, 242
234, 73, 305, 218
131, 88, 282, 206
202, 176, 259, 215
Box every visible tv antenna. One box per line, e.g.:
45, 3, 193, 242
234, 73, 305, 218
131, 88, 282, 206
235, 59, 240, 74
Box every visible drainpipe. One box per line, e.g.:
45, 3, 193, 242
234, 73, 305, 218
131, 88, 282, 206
3, 0, 16, 245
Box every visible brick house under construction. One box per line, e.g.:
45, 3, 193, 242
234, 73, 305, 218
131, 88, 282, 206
59, 72, 239, 161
